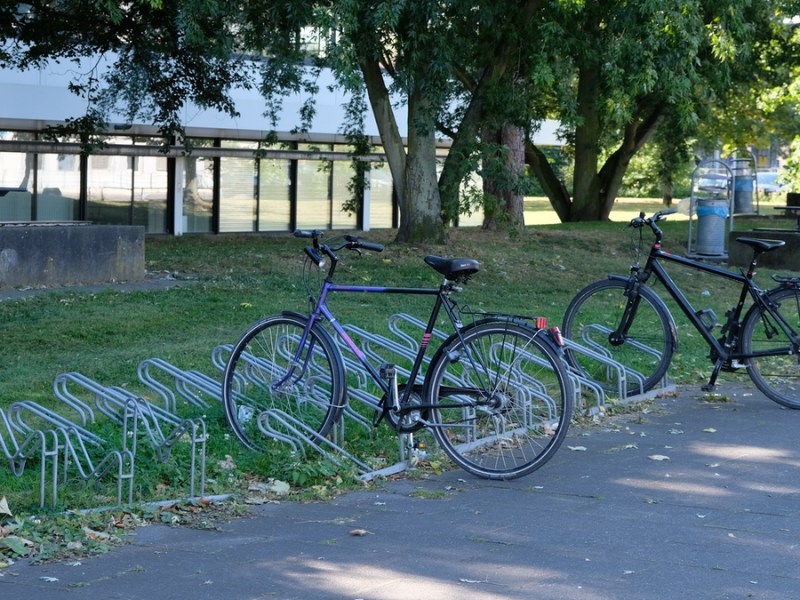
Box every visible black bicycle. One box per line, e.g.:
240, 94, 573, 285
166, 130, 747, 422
222, 230, 574, 480
562, 209, 800, 407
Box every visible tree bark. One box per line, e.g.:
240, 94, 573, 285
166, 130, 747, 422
525, 142, 571, 222
571, 64, 602, 221
398, 89, 445, 243
360, 58, 407, 205
483, 124, 525, 231
597, 104, 664, 218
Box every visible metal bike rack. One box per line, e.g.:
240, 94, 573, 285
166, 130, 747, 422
391, 312, 672, 407
213, 325, 433, 480
55, 371, 208, 498
215, 312, 675, 481
0, 408, 60, 507
137, 357, 220, 412
6, 398, 136, 506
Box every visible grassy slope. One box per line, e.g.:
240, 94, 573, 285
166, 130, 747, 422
1, 198, 797, 511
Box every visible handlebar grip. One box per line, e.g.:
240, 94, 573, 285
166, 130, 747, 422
655, 209, 678, 219
304, 246, 325, 267
629, 212, 646, 228
294, 229, 323, 239
359, 241, 384, 253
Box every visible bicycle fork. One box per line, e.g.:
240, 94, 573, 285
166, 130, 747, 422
609, 275, 644, 346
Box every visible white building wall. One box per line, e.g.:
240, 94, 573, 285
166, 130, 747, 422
0, 58, 562, 145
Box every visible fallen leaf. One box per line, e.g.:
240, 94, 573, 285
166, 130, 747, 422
82, 527, 111, 541
0, 497, 11, 517
703, 428, 717, 433
267, 480, 290, 496
349, 529, 372, 536
0, 536, 33, 556
648, 454, 670, 461
40, 576, 59, 582
568, 446, 587, 452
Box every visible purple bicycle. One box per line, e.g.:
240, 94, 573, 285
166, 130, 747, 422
222, 230, 573, 480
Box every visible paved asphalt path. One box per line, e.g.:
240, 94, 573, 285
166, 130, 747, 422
2, 382, 799, 599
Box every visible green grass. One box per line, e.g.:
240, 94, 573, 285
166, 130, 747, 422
1, 197, 798, 520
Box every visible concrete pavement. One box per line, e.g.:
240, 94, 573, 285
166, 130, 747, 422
2, 382, 799, 599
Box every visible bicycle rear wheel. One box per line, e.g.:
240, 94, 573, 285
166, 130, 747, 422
561, 278, 675, 395
424, 320, 573, 480
741, 286, 800, 408
222, 314, 346, 451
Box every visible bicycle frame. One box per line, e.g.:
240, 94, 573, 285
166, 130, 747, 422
276, 272, 467, 422
623, 236, 800, 365
313, 279, 457, 407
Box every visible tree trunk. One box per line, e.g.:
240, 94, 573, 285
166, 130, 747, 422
597, 105, 665, 218
483, 124, 525, 232
571, 64, 603, 221
525, 142, 571, 222
502, 123, 526, 230
361, 58, 443, 243
360, 58, 407, 211
439, 0, 545, 225
397, 90, 445, 243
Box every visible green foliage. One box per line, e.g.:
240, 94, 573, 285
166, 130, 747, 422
4, 0, 794, 231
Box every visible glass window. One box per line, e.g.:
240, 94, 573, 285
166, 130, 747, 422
368, 161, 395, 229
258, 157, 291, 231
296, 144, 332, 229
183, 151, 214, 233
331, 160, 357, 229
37, 152, 80, 221
0, 144, 33, 221
133, 151, 169, 234
218, 140, 257, 233
87, 152, 133, 225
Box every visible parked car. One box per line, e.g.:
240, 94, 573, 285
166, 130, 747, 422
756, 171, 789, 197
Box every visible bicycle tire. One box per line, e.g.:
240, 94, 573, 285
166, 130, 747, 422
741, 286, 800, 408
561, 278, 676, 395
423, 320, 574, 480
222, 313, 347, 452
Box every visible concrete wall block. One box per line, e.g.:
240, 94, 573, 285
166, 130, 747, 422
728, 230, 800, 271
0, 225, 144, 289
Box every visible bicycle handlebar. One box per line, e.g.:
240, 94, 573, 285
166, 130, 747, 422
294, 229, 384, 271
628, 209, 677, 242
628, 209, 677, 229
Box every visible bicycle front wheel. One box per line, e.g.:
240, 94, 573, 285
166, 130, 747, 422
222, 314, 346, 452
424, 321, 573, 480
561, 278, 675, 395
741, 286, 800, 408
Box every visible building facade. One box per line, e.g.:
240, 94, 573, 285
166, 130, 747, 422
0, 59, 560, 235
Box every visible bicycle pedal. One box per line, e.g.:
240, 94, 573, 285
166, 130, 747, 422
722, 359, 747, 372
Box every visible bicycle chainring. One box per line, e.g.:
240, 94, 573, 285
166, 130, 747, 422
383, 385, 429, 433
